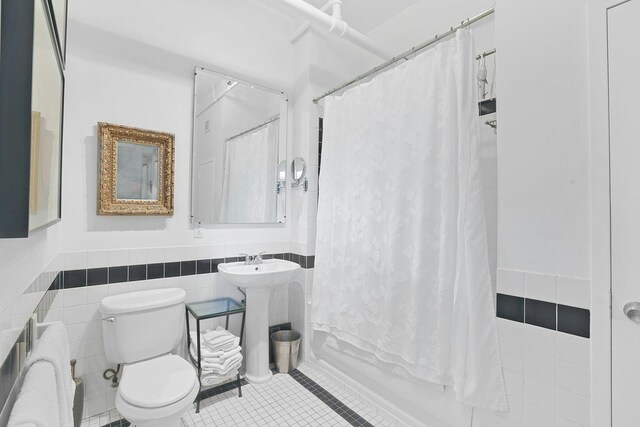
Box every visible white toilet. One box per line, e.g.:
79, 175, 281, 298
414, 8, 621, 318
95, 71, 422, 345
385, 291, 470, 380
100, 288, 198, 427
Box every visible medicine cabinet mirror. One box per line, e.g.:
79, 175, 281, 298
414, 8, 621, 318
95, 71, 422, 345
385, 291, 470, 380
191, 67, 288, 224
0, 0, 65, 237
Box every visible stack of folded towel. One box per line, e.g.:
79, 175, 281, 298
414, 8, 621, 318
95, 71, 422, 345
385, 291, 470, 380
190, 326, 243, 386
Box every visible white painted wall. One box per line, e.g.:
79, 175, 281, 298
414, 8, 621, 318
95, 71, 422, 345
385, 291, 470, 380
0, 228, 60, 363
61, 0, 296, 253
496, 0, 590, 279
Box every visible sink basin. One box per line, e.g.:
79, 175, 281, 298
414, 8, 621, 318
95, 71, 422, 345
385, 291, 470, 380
218, 259, 300, 384
218, 259, 300, 289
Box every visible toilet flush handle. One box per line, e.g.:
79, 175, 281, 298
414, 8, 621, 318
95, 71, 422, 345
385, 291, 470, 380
103, 317, 116, 323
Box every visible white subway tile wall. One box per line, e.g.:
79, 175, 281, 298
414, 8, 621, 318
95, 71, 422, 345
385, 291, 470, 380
46, 245, 293, 418
491, 268, 591, 427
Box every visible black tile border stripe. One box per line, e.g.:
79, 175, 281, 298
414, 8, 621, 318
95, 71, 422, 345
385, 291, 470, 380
290, 369, 374, 427
61, 253, 316, 289
496, 293, 590, 338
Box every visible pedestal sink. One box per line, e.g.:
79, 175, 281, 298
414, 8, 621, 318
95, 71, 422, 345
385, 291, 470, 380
218, 259, 300, 384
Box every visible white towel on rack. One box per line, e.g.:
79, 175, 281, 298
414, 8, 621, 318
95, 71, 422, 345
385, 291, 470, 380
200, 368, 240, 387
8, 362, 60, 427
200, 352, 243, 373
23, 322, 75, 427
189, 330, 239, 352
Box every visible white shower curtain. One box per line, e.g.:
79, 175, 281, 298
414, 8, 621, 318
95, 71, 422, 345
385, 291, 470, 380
311, 31, 507, 411
219, 120, 279, 223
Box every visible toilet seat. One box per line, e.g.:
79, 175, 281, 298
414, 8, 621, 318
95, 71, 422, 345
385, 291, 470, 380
119, 354, 197, 408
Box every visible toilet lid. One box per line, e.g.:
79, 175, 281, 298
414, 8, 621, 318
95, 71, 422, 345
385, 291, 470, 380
119, 355, 197, 408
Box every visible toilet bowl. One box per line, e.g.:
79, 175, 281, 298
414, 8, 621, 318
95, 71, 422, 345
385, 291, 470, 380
115, 354, 198, 427
100, 289, 197, 427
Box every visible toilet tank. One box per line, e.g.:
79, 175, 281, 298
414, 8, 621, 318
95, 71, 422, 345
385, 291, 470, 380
100, 288, 186, 364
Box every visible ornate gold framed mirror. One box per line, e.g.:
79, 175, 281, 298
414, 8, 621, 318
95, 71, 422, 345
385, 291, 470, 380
98, 122, 174, 215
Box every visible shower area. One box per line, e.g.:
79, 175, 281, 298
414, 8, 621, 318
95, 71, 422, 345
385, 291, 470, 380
285, 3, 500, 426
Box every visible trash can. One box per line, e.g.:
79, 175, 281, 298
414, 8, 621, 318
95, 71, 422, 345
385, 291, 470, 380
271, 330, 301, 373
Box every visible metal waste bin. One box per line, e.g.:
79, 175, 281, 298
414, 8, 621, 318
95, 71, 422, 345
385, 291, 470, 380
271, 330, 301, 373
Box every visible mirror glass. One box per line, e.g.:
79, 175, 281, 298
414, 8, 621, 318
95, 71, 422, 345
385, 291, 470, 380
292, 157, 306, 182
116, 141, 159, 200
192, 67, 287, 224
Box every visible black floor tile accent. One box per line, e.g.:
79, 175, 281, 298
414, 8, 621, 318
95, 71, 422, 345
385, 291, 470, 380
290, 370, 374, 427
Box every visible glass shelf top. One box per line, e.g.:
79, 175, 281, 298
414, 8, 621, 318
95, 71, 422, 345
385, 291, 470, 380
187, 297, 245, 319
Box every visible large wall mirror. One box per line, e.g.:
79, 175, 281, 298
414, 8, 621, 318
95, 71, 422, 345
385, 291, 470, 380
191, 67, 287, 224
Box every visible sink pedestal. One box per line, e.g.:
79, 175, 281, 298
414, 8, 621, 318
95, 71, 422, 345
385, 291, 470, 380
244, 288, 274, 384
217, 259, 300, 385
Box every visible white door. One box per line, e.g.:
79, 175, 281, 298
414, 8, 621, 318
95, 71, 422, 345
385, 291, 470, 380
610, 1, 640, 425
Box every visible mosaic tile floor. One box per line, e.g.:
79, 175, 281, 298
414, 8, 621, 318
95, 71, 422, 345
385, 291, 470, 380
81, 363, 393, 427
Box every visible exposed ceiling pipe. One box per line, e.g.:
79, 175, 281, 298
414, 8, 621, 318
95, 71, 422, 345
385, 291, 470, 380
289, 0, 332, 43
278, 0, 391, 59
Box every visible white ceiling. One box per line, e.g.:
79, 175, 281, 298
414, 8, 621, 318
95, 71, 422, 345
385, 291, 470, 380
269, 0, 421, 33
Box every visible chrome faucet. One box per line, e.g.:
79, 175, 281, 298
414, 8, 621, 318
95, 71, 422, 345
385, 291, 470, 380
239, 252, 266, 265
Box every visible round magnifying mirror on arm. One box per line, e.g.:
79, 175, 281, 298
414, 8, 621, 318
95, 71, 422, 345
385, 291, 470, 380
291, 157, 308, 191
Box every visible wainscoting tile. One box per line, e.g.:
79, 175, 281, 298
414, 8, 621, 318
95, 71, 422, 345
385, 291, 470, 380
108, 267, 128, 284
87, 268, 108, 286
147, 263, 164, 280
164, 262, 180, 278
128, 265, 147, 282
497, 294, 524, 322
497, 269, 525, 297
180, 260, 196, 276
525, 272, 556, 303
557, 276, 590, 310
87, 251, 109, 269
524, 324, 556, 358
211, 259, 224, 273
196, 259, 211, 275
524, 299, 556, 331
108, 250, 129, 267
64, 270, 87, 288
557, 305, 590, 338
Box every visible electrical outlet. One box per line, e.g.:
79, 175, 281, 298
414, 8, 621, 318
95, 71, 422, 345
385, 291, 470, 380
194, 227, 204, 238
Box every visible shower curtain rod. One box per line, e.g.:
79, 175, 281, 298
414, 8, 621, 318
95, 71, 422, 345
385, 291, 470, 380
225, 115, 280, 142
312, 7, 495, 104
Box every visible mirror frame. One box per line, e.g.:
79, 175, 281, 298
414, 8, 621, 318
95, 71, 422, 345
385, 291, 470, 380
98, 122, 175, 215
